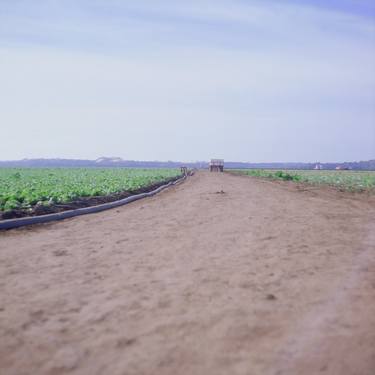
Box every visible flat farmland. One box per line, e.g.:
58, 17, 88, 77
1, 171, 374, 375
230, 169, 375, 192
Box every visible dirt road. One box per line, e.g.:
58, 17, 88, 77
1, 171, 375, 375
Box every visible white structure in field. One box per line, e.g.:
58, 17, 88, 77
210, 159, 224, 172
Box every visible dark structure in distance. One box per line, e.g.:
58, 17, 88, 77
210, 159, 224, 172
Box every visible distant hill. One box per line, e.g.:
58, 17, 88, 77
0, 158, 204, 169
0, 158, 374, 170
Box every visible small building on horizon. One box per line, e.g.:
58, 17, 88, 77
210, 159, 224, 172
335, 165, 350, 170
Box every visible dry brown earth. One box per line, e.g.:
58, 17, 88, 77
1, 171, 375, 375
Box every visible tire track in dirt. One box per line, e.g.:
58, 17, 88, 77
274, 222, 375, 375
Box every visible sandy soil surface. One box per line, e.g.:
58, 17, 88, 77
1, 171, 375, 375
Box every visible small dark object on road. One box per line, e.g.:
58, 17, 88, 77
266, 294, 277, 300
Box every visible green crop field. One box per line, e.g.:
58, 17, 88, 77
0, 168, 181, 212
231, 169, 375, 192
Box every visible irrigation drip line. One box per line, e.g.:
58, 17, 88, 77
0, 175, 187, 230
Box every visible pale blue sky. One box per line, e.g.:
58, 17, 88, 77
1, 0, 374, 162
